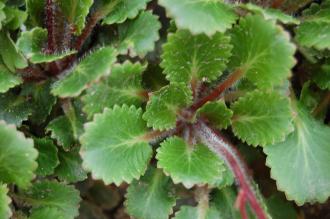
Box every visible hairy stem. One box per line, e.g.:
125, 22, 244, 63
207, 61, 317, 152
45, 0, 55, 54
190, 69, 244, 111
194, 120, 267, 219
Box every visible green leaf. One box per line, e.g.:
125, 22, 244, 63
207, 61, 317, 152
212, 187, 241, 219
46, 116, 75, 150
266, 195, 297, 219
0, 92, 33, 125
295, 1, 330, 50
264, 101, 330, 205
3, 6, 27, 30
231, 90, 293, 146
0, 184, 11, 219
125, 167, 175, 219
82, 61, 147, 119
57, 0, 93, 35
229, 15, 296, 88
159, 0, 237, 35
0, 31, 27, 72
34, 138, 59, 177
116, 11, 161, 57
0, 121, 38, 188
26, 0, 45, 27
197, 101, 233, 130
80, 105, 152, 185
21, 81, 56, 124
16, 27, 76, 64
156, 137, 226, 188
52, 47, 117, 97
103, 0, 151, 25
174, 205, 220, 219
29, 207, 64, 219
0, 62, 22, 93
55, 148, 87, 183
240, 3, 300, 24
143, 83, 192, 130
21, 181, 81, 219
313, 64, 330, 90
161, 30, 232, 84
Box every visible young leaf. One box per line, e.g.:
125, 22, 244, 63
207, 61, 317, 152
295, 1, 330, 50
21, 181, 81, 219
125, 167, 176, 219
116, 11, 161, 57
0, 184, 11, 219
240, 3, 300, 24
0, 121, 37, 188
52, 47, 117, 97
56, 0, 93, 35
16, 27, 76, 64
231, 90, 293, 146
26, 0, 45, 27
212, 187, 241, 219
143, 83, 192, 130
103, 0, 151, 25
0, 31, 27, 72
0, 92, 33, 126
0, 62, 22, 93
55, 148, 87, 183
174, 205, 220, 219
21, 81, 56, 124
264, 101, 330, 205
156, 137, 226, 188
3, 6, 27, 30
34, 138, 59, 177
313, 64, 330, 90
29, 207, 64, 219
197, 101, 233, 130
47, 116, 75, 150
229, 15, 296, 88
159, 0, 237, 36
161, 30, 232, 84
82, 61, 147, 118
80, 105, 152, 185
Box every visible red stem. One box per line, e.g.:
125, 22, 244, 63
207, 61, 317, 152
190, 69, 244, 111
194, 120, 267, 219
46, 0, 55, 54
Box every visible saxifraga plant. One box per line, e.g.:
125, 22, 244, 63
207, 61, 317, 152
0, 0, 329, 218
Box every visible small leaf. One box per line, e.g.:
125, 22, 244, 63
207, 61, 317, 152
264, 101, 330, 205
229, 15, 296, 88
47, 116, 75, 150
212, 187, 241, 219
0, 62, 22, 93
82, 61, 147, 119
266, 195, 297, 219
231, 90, 293, 146
26, 0, 45, 26
143, 83, 192, 130
56, 0, 93, 35
0, 92, 33, 126
116, 11, 161, 57
21, 181, 81, 219
174, 205, 220, 219
295, 1, 330, 50
0, 184, 11, 219
103, 0, 151, 25
161, 30, 232, 84
16, 27, 76, 64
34, 138, 59, 177
125, 167, 176, 219
3, 6, 27, 30
21, 80, 56, 124
197, 101, 233, 130
313, 63, 330, 90
52, 47, 117, 97
159, 0, 237, 35
0, 31, 27, 72
55, 148, 87, 183
156, 137, 226, 188
240, 3, 300, 24
80, 105, 152, 185
0, 121, 38, 188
